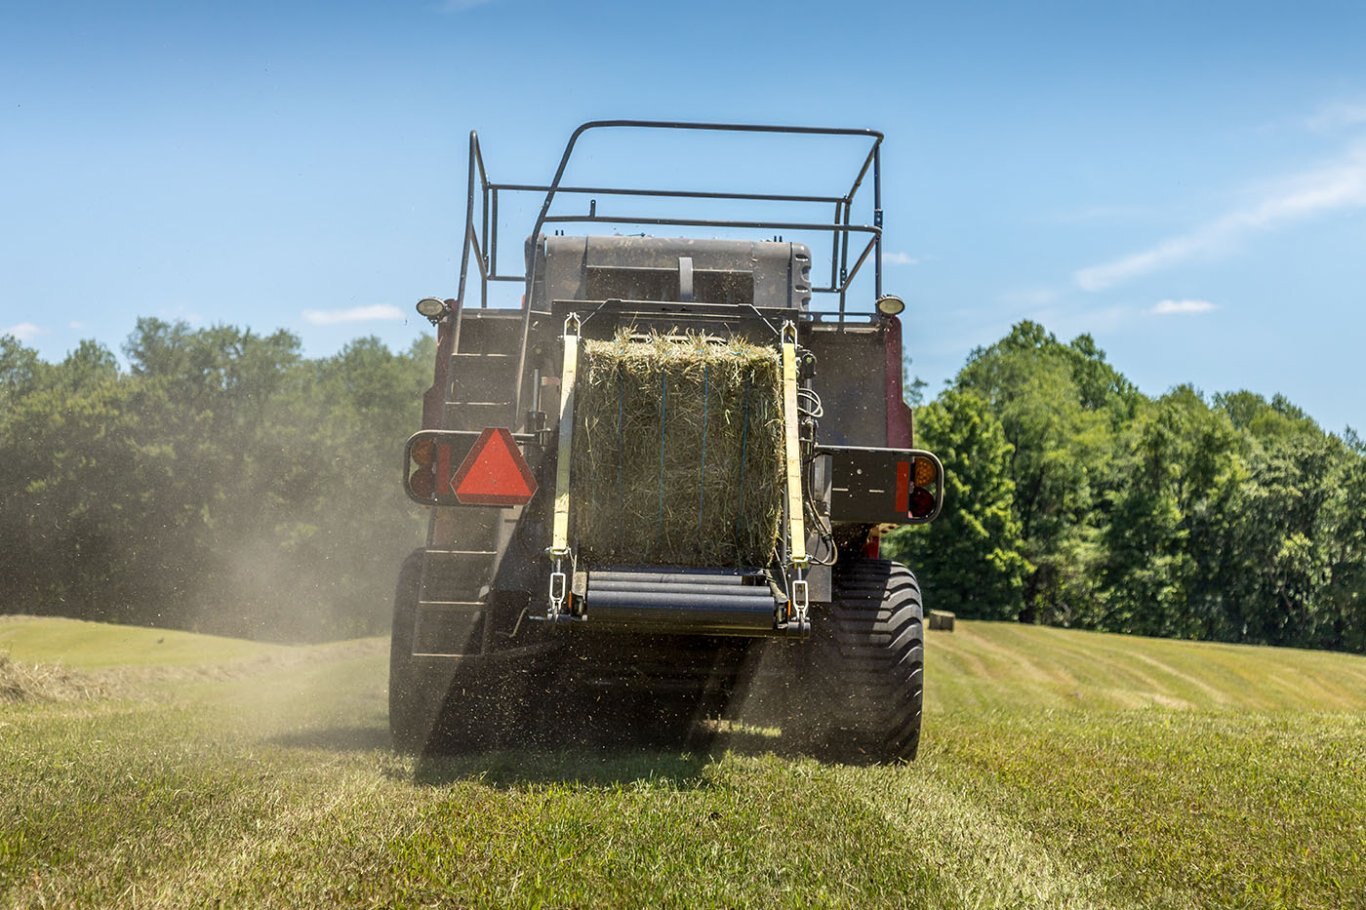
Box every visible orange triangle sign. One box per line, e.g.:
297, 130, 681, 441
450, 427, 538, 506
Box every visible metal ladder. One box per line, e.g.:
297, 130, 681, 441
412, 306, 522, 657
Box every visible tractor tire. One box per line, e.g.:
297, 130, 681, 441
797, 559, 924, 763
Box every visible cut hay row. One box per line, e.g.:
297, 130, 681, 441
571, 332, 785, 567
0, 654, 108, 703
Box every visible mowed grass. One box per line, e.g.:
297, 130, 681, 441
2, 617, 1364, 909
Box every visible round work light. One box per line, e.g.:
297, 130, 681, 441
875, 295, 906, 317
416, 297, 449, 320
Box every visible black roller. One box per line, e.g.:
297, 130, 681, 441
590, 580, 767, 598
584, 569, 778, 633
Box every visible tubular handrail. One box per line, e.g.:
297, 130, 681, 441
449, 121, 888, 424
457, 121, 885, 302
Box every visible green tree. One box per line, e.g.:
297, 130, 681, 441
1102, 386, 1244, 639
954, 322, 1120, 624
885, 388, 1030, 619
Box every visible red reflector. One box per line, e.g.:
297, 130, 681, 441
895, 461, 910, 513
436, 441, 453, 496
450, 427, 538, 506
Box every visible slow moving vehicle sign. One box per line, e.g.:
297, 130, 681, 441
450, 427, 538, 506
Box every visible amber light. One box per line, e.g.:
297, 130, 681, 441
913, 457, 937, 487
410, 436, 436, 467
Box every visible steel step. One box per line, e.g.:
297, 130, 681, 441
443, 401, 515, 431
420, 549, 496, 602
448, 351, 518, 405
412, 600, 485, 657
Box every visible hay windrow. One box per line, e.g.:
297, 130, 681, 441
571, 331, 785, 567
0, 654, 110, 702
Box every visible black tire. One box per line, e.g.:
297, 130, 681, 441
389, 549, 434, 752
798, 559, 924, 762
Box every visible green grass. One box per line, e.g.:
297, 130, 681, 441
2, 616, 1364, 909
0, 615, 286, 668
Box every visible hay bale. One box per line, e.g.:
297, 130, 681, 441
571, 332, 785, 567
928, 610, 956, 632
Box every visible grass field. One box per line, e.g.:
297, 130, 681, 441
2, 614, 1364, 909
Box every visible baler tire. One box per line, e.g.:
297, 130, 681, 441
388, 549, 433, 753
389, 551, 530, 754
802, 559, 924, 763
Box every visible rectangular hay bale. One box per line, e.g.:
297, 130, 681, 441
571, 333, 786, 567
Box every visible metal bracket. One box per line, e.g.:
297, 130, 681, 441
548, 557, 568, 619
791, 576, 809, 627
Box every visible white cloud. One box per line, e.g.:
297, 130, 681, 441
68, 321, 84, 330
1074, 143, 1366, 291
303, 304, 405, 326
881, 251, 921, 266
4, 322, 43, 341
1151, 299, 1217, 316
1307, 100, 1366, 132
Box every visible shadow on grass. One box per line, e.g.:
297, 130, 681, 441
270, 719, 722, 788
271, 718, 876, 789
407, 745, 714, 789
402, 715, 835, 788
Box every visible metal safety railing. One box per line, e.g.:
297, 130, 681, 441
455, 120, 885, 313
449, 119, 886, 422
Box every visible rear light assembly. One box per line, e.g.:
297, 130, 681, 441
818, 445, 944, 525
403, 428, 538, 508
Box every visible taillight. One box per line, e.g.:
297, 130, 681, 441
908, 486, 935, 519
405, 434, 441, 503
408, 466, 436, 500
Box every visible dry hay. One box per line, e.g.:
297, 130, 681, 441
571, 331, 785, 567
0, 654, 110, 702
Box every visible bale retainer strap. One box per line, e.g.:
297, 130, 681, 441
781, 323, 807, 567
551, 316, 580, 557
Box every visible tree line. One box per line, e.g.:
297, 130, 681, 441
0, 319, 432, 641
3, 317, 1363, 651
886, 321, 1366, 654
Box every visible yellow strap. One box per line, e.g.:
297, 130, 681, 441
551, 317, 579, 557
781, 324, 807, 568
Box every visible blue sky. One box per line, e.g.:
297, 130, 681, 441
3, 0, 1364, 433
